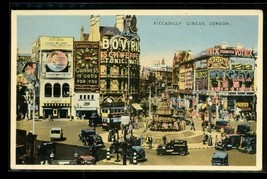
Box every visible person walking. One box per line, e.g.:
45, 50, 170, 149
148, 136, 153, 149
190, 120, 196, 131
162, 135, 167, 144
202, 133, 206, 145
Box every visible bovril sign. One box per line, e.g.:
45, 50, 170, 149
100, 35, 140, 65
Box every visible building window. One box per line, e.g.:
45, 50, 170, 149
62, 83, 69, 97
53, 83, 61, 97
80, 95, 82, 100
45, 83, 52, 97
91, 95, 94, 100
84, 95, 86, 99
87, 95, 90, 99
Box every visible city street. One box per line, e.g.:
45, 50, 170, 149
16, 117, 257, 167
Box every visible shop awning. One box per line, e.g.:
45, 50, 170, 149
131, 103, 143, 111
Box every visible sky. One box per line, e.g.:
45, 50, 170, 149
15, 11, 260, 67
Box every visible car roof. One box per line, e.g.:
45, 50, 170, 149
51, 127, 62, 130
82, 129, 95, 132
132, 146, 144, 151
79, 155, 95, 160
213, 151, 228, 158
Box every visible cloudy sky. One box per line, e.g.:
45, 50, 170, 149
14, 10, 260, 67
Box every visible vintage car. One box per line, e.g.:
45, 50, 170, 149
126, 146, 147, 162
215, 134, 241, 151
78, 129, 104, 148
88, 113, 102, 127
37, 141, 56, 158
211, 151, 229, 166
76, 155, 96, 165
110, 143, 147, 162
238, 136, 256, 154
236, 124, 254, 136
156, 139, 189, 156
50, 127, 63, 141
214, 120, 234, 134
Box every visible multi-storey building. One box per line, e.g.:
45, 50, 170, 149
31, 36, 74, 119
172, 43, 256, 119
194, 43, 256, 115
79, 15, 141, 116
149, 59, 173, 97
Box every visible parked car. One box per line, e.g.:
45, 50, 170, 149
156, 139, 189, 156
50, 127, 63, 141
211, 151, 229, 166
110, 143, 147, 162
215, 134, 241, 151
238, 136, 256, 154
37, 141, 56, 158
214, 120, 234, 134
88, 113, 102, 127
78, 129, 104, 148
76, 155, 96, 165
236, 124, 254, 136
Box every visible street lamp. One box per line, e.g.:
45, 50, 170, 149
207, 97, 212, 133
68, 88, 75, 121
107, 97, 112, 127
25, 83, 36, 134
196, 82, 199, 117
216, 91, 219, 120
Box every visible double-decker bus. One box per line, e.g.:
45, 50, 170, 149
101, 104, 125, 130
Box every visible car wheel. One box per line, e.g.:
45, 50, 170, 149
157, 150, 163, 156
180, 150, 186, 156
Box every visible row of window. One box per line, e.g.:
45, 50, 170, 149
44, 83, 95, 100
45, 83, 70, 97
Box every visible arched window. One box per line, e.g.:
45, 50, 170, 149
45, 83, 52, 97
62, 83, 69, 97
53, 83, 61, 97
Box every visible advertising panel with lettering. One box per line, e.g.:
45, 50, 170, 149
74, 42, 100, 91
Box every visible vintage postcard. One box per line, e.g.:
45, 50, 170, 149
10, 9, 263, 171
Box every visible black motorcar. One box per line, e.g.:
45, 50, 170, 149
214, 120, 234, 133
156, 139, 189, 156
215, 134, 241, 151
109, 143, 147, 162
211, 151, 229, 166
76, 155, 96, 165
78, 129, 104, 148
236, 124, 253, 136
238, 136, 256, 154
88, 113, 102, 127
37, 141, 56, 158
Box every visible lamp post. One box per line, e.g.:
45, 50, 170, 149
216, 91, 219, 120
107, 97, 112, 128
207, 97, 212, 133
207, 97, 213, 146
196, 82, 199, 117
68, 88, 75, 121
25, 83, 35, 134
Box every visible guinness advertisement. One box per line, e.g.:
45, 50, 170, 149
74, 42, 100, 91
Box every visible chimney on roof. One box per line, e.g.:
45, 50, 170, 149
115, 15, 124, 32
89, 15, 100, 41
80, 26, 85, 41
